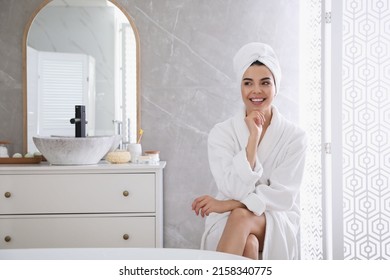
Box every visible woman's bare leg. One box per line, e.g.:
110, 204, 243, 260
216, 208, 266, 259
243, 234, 259, 259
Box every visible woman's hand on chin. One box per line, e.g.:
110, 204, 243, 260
245, 110, 265, 141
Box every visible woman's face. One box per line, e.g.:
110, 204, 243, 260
241, 65, 275, 116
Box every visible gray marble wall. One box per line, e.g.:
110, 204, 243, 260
0, 0, 299, 249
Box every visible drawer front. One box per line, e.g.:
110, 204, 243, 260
0, 174, 155, 214
0, 215, 155, 249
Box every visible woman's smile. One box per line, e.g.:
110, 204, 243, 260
249, 97, 266, 105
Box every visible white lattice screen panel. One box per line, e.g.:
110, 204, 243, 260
299, 0, 323, 260
342, 0, 390, 259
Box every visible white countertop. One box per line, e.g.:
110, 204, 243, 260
0, 161, 166, 174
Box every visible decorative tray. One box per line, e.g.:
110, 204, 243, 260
0, 156, 43, 164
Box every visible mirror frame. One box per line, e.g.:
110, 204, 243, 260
22, 0, 141, 153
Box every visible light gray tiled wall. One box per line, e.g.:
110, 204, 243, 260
0, 0, 299, 249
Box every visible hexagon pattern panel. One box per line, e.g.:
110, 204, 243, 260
342, 0, 390, 259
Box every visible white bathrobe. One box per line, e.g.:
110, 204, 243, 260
200, 105, 307, 260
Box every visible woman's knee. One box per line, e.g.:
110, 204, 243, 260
227, 208, 266, 236
229, 207, 252, 220
225, 208, 253, 230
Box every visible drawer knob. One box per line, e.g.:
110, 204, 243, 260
123, 234, 130, 240
123, 191, 129, 197
4, 192, 11, 198
4, 236, 11, 242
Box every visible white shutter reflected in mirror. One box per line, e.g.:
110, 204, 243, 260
27, 47, 96, 151
120, 22, 137, 144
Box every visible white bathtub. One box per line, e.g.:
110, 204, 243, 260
0, 248, 247, 260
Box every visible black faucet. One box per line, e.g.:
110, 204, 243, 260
70, 105, 87, 137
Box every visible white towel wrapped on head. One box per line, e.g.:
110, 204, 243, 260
233, 42, 281, 94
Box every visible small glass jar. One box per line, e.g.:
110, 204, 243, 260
0, 141, 10, 158
144, 150, 160, 165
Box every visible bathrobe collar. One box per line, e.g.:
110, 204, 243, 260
233, 105, 285, 163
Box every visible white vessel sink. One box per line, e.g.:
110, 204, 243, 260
33, 136, 116, 165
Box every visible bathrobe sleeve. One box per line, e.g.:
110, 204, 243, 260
241, 128, 307, 215
207, 123, 263, 202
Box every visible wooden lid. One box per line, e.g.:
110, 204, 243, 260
144, 150, 160, 154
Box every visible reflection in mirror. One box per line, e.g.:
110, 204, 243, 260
24, 0, 139, 153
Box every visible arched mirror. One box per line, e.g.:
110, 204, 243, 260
23, 0, 140, 153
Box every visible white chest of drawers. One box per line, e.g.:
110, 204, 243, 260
0, 161, 165, 249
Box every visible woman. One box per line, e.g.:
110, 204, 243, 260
192, 42, 307, 260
